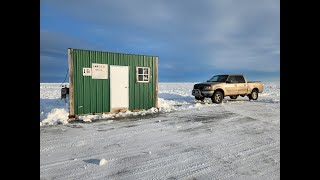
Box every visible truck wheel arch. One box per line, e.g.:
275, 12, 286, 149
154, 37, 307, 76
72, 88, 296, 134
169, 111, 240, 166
249, 87, 258, 93
214, 88, 225, 97
252, 87, 259, 92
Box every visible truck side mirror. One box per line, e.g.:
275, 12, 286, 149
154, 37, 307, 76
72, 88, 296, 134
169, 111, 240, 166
226, 80, 231, 83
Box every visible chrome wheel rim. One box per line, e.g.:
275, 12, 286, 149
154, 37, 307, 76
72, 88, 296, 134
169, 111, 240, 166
215, 94, 221, 102
252, 92, 257, 99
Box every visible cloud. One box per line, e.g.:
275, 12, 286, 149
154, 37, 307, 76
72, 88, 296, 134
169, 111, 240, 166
41, 0, 279, 81
40, 31, 101, 55
40, 31, 103, 82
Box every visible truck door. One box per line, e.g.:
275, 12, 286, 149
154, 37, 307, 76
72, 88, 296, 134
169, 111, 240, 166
236, 75, 248, 95
225, 75, 238, 95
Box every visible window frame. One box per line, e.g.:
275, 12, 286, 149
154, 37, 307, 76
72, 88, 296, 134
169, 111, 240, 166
136, 66, 151, 83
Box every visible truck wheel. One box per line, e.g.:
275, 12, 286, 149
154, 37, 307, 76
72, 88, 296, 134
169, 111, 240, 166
211, 91, 223, 104
230, 95, 238, 99
248, 89, 258, 100
195, 97, 205, 101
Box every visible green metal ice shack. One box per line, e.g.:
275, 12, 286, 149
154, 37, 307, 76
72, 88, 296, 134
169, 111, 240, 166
67, 48, 158, 119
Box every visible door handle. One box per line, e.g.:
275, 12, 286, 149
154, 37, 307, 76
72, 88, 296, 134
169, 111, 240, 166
125, 86, 128, 88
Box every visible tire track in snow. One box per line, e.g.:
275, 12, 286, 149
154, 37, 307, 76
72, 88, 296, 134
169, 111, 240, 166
174, 140, 280, 179
85, 117, 278, 179
41, 106, 279, 180
40, 112, 240, 178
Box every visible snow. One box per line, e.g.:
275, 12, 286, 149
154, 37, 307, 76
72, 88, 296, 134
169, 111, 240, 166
40, 82, 280, 179
40, 82, 212, 125
99, 159, 107, 166
40, 83, 69, 126
41, 108, 69, 126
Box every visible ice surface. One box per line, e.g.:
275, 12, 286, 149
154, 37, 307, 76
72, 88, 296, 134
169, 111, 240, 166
40, 82, 280, 179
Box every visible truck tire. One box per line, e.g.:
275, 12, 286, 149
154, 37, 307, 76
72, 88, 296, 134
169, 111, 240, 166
195, 97, 205, 101
248, 89, 258, 100
230, 95, 238, 99
211, 91, 223, 104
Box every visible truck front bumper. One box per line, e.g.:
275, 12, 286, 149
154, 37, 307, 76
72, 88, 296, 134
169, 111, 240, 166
192, 89, 214, 97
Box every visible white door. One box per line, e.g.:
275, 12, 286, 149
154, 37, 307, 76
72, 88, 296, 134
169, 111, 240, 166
110, 66, 129, 112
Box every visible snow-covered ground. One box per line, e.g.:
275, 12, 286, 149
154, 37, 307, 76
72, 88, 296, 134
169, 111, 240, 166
40, 82, 280, 180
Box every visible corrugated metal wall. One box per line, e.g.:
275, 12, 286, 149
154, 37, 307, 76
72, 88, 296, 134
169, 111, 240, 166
69, 48, 158, 116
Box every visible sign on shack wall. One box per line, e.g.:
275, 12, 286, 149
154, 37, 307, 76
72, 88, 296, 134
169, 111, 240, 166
92, 63, 108, 79
82, 68, 92, 76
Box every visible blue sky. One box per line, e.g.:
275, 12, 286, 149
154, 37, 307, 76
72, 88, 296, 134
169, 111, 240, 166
40, 0, 279, 82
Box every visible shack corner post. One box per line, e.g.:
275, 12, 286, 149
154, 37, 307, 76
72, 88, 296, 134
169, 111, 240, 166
68, 48, 75, 120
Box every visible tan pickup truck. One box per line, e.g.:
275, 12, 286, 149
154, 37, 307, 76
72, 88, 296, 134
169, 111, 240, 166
192, 74, 263, 104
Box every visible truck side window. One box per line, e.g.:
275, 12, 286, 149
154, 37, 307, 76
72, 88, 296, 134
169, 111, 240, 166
235, 76, 245, 83
227, 76, 237, 83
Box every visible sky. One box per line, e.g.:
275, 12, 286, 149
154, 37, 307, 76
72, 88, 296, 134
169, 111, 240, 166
40, 0, 279, 83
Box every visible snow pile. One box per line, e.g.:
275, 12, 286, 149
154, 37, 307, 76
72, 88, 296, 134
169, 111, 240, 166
78, 107, 160, 122
40, 83, 207, 126
41, 108, 69, 126
40, 83, 69, 126
158, 98, 189, 110
99, 159, 107, 166
158, 97, 213, 113
76, 102, 214, 122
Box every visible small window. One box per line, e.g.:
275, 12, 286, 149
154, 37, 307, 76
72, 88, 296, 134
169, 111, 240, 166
235, 76, 245, 83
136, 67, 150, 83
227, 76, 237, 83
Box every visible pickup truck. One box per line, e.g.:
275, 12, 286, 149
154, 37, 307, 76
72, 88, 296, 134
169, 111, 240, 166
192, 74, 263, 104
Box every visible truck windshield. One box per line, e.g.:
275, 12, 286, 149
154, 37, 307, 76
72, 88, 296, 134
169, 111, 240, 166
207, 75, 229, 82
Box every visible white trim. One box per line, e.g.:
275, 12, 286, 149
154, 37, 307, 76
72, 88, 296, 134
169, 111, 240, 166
136, 66, 150, 83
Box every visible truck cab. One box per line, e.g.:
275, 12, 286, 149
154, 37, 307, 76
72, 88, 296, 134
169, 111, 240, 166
192, 74, 263, 104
